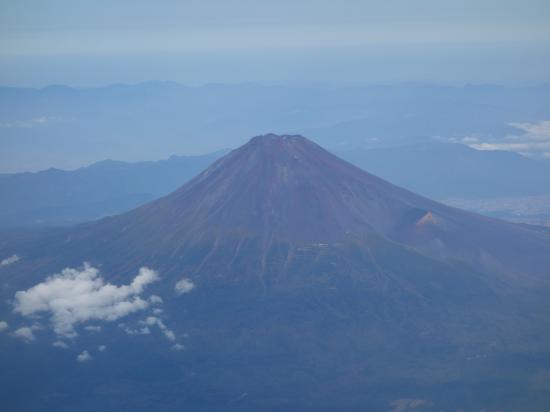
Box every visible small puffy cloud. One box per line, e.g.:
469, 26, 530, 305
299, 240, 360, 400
139, 316, 176, 341
172, 343, 184, 351
163, 329, 176, 341
468, 120, 550, 158
84, 325, 102, 332
76, 350, 92, 362
1, 255, 20, 267
12, 326, 35, 342
141, 316, 159, 327
98, 345, 107, 352
0, 321, 8, 332
149, 295, 163, 305
53, 340, 69, 349
152, 308, 163, 315
13, 264, 160, 338
175, 278, 195, 295
390, 399, 433, 412
121, 325, 151, 335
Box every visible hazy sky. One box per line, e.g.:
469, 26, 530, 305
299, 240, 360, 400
1, 0, 550, 86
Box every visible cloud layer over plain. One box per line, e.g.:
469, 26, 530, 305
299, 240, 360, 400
468, 120, 550, 158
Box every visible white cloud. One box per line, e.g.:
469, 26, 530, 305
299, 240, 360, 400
390, 398, 433, 412
121, 325, 151, 335
468, 120, 550, 157
163, 329, 176, 341
172, 343, 184, 351
175, 278, 195, 295
13, 264, 160, 338
0, 116, 67, 129
0, 321, 8, 332
53, 340, 69, 349
98, 345, 107, 352
84, 325, 102, 332
152, 308, 163, 315
149, 295, 163, 304
76, 350, 92, 362
121, 315, 177, 342
12, 326, 35, 342
510, 121, 550, 141
460, 136, 479, 143
471, 141, 550, 153
1, 255, 20, 267
139, 316, 176, 341
141, 316, 159, 327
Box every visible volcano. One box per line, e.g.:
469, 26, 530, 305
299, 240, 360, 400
10, 133, 550, 284
1, 134, 550, 411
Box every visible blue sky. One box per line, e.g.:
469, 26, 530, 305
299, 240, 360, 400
1, 0, 549, 86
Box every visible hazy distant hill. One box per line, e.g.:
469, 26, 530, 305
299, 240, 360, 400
2, 82, 549, 172
337, 142, 550, 199
0, 151, 226, 227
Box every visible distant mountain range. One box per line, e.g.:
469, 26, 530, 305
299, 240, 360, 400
1, 141, 548, 228
0, 151, 226, 227
336, 142, 550, 199
2, 82, 549, 172
1, 134, 549, 411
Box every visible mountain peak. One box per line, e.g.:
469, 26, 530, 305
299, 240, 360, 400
205, 133, 332, 180
245, 133, 312, 152
116, 132, 436, 246
249, 133, 307, 143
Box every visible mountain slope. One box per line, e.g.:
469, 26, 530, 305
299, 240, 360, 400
1, 134, 549, 411
14, 134, 546, 283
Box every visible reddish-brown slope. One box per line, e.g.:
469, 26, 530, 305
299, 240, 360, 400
3, 134, 549, 288
71, 134, 549, 282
